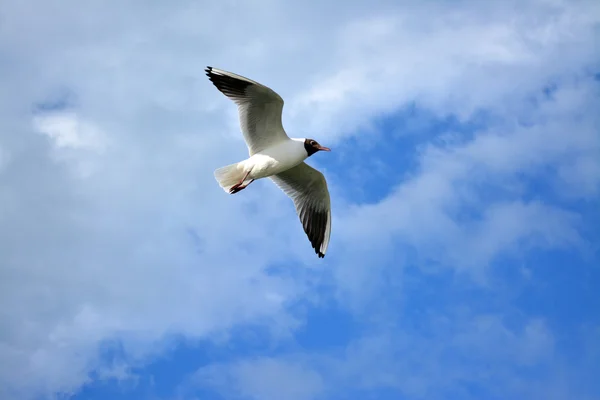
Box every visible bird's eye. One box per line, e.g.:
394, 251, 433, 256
311, 141, 316, 145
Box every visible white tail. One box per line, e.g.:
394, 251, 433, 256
214, 162, 246, 193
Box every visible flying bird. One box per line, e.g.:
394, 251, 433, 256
205, 66, 332, 258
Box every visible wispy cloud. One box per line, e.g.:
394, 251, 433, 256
191, 358, 324, 400
178, 311, 574, 400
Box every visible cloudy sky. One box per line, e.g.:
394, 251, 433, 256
1, 0, 599, 399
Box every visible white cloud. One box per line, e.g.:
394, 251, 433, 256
33, 112, 107, 151
31, 111, 109, 178
182, 312, 565, 400
0, 0, 598, 399
191, 358, 324, 400
287, 0, 600, 141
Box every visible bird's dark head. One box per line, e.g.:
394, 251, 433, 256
303, 138, 331, 157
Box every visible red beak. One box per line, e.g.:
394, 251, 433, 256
317, 146, 331, 152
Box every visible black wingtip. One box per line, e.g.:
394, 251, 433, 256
318, 252, 325, 258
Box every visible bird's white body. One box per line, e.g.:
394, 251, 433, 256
240, 138, 307, 180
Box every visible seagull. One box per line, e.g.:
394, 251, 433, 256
205, 66, 332, 258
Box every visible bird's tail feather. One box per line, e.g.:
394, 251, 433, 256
214, 162, 246, 193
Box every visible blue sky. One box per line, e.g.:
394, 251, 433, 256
0, 0, 599, 399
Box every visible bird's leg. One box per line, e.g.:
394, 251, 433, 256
229, 179, 254, 194
228, 172, 253, 194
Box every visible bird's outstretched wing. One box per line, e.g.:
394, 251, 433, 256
270, 162, 331, 258
205, 66, 289, 155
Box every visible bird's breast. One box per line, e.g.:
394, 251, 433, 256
245, 141, 306, 179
